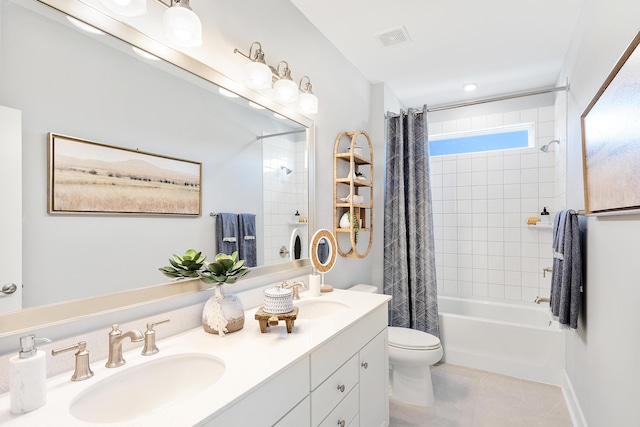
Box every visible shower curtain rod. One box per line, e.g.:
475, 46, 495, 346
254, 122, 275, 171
256, 128, 306, 140
387, 84, 569, 117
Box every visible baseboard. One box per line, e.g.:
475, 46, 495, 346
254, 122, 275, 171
561, 370, 588, 427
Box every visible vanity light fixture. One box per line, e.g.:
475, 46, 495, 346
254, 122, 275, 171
98, 0, 147, 17
273, 62, 298, 104
249, 101, 265, 110
234, 42, 272, 89
234, 41, 318, 114
297, 76, 318, 115
162, 0, 203, 48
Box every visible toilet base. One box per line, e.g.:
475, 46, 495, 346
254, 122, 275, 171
390, 364, 435, 407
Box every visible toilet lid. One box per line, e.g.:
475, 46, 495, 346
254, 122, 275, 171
388, 326, 441, 350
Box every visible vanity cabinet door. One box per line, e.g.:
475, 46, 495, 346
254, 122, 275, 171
359, 329, 389, 427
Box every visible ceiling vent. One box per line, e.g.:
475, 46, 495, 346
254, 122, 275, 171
376, 25, 411, 47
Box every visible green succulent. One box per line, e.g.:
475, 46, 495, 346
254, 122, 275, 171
348, 211, 360, 244
199, 251, 250, 285
159, 248, 206, 279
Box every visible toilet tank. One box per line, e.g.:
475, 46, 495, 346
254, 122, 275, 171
348, 284, 379, 293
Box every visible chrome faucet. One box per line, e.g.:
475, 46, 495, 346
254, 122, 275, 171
281, 280, 305, 300
106, 324, 144, 368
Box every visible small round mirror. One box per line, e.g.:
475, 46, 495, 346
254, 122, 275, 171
310, 229, 337, 273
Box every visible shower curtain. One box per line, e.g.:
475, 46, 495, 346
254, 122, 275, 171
383, 106, 440, 337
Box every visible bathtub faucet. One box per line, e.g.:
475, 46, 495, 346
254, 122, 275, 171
534, 296, 550, 304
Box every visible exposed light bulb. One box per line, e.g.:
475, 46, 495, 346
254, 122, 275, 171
132, 46, 159, 61
218, 88, 239, 98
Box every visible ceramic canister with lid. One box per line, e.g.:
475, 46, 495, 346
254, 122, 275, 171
263, 287, 293, 314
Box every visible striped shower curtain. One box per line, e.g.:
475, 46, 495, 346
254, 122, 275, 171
383, 106, 440, 337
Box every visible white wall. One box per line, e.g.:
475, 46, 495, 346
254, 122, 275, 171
560, 0, 640, 425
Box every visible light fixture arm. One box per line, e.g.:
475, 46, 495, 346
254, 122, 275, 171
276, 61, 293, 80
299, 76, 313, 93
234, 42, 266, 64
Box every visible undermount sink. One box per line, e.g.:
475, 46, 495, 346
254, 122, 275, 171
295, 299, 349, 319
70, 353, 225, 424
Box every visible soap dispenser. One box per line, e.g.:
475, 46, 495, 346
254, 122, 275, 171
10, 334, 51, 414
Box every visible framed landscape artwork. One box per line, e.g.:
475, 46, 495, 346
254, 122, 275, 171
48, 133, 202, 215
581, 30, 640, 214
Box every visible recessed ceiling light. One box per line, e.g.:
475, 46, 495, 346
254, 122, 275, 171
463, 83, 477, 92
66, 16, 105, 35
218, 88, 239, 98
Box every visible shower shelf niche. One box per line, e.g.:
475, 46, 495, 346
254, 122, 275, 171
333, 130, 374, 259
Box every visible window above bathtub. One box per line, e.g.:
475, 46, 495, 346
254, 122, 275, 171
428, 123, 535, 156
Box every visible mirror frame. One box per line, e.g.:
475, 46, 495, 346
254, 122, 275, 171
0, 0, 315, 337
309, 229, 337, 273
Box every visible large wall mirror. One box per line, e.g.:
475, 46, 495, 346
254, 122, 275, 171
0, 0, 314, 335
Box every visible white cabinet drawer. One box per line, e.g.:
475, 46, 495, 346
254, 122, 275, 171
311, 355, 359, 426
311, 304, 387, 389
318, 387, 359, 427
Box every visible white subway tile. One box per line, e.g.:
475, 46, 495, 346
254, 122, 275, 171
443, 239, 458, 253
459, 267, 473, 282
443, 226, 458, 241
487, 185, 504, 199
520, 108, 538, 123
504, 286, 522, 301
473, 254, 488, 269
521, 153, 539, 169
521, 242, 539, 258
457, 185, 472, 200
488, 270, 505, 285
521, 168, 539, 184
504, 228, 521, 242
487, 199, 504, 213
443, 173, 457, 187
458, 241, 473, 254
443, 159, 457, 174
488, 241, 504, 255
521, 257, 539, 273
473, 269, 488, 283
442, 186, 457, 201
487, 156, 504, 171
521, 272, 538, 287
472, 157, 488, 172
444, 266, 458, 280
458, 199, 472, 214
503, 154, 521, 170
472, 199, 488, 213
521, 198, 539, 213
458, 172, 472, 186
537, 121, 554, 138
456, 117, 472, 131
458, 255, 473, 269
459, 282, 473, 297
473, 241, 488, 255
458, 213, 473, 227
487, 170, 504, 185
471, 115, 487, 130
504, 199, 521, 213
521, 287, 540, 303
457, 158, 472, 173
443, 280, 458, 296
504, 256, 521, 272
488, 284, 505, 299
504, 170, 521, 185
471, 171, 488, 186
486, 113, 503, 127
472, 226, 488, 241
472, 186, 488, 200
505, 271, 521, 286
504, 183, 520, 199
473, 282, 489, 297
472, 213, 488, 227
487, 255, 505, 270
504, 213, 522, 228
442, 120, 457, 133
538, 105, 554, 122
458, 227, 473, 241
487, 227, 504, 242
521, 183, 539, 198
503, 111, 520, 125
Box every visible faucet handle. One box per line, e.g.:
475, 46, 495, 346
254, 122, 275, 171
142, 319, 170, 356
52, 341, 94, 381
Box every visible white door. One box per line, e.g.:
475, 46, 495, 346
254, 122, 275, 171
0, 105, 22, 313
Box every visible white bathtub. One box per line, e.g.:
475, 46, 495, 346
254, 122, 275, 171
437, 296, 565, 385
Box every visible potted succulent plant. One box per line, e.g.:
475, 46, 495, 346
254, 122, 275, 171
158, 248, 206, 279
159, 250, 250, 336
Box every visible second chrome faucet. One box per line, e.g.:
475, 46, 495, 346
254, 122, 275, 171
106, 325, 143, 368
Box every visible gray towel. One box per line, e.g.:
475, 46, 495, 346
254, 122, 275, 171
237, 213, 257, 267
550, 210, 583, 329
216, 213, 239, 255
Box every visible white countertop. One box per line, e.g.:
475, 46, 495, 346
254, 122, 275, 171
0, 289, 390, 426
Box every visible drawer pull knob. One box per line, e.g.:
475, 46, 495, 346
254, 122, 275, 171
338, 420, 346, 427
361, 361, 368, 369
337, 384, 345, 393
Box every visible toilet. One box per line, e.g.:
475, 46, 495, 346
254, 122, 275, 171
349, 284, 443, 407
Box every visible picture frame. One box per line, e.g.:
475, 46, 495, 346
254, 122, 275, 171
48, 133, 202, 215
581, 30, 640, 215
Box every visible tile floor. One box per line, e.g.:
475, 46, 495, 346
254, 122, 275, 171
389, 363, 573, 427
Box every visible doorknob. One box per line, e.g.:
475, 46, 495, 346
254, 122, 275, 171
2, 283, 17, 295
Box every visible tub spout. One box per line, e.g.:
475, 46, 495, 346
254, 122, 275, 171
534, 296, 550, 304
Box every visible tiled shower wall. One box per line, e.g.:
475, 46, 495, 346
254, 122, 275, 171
429, 106, 557, 302
262, 135, 308, 266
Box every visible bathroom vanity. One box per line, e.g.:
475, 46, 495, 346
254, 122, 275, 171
0, 290, 390, 426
